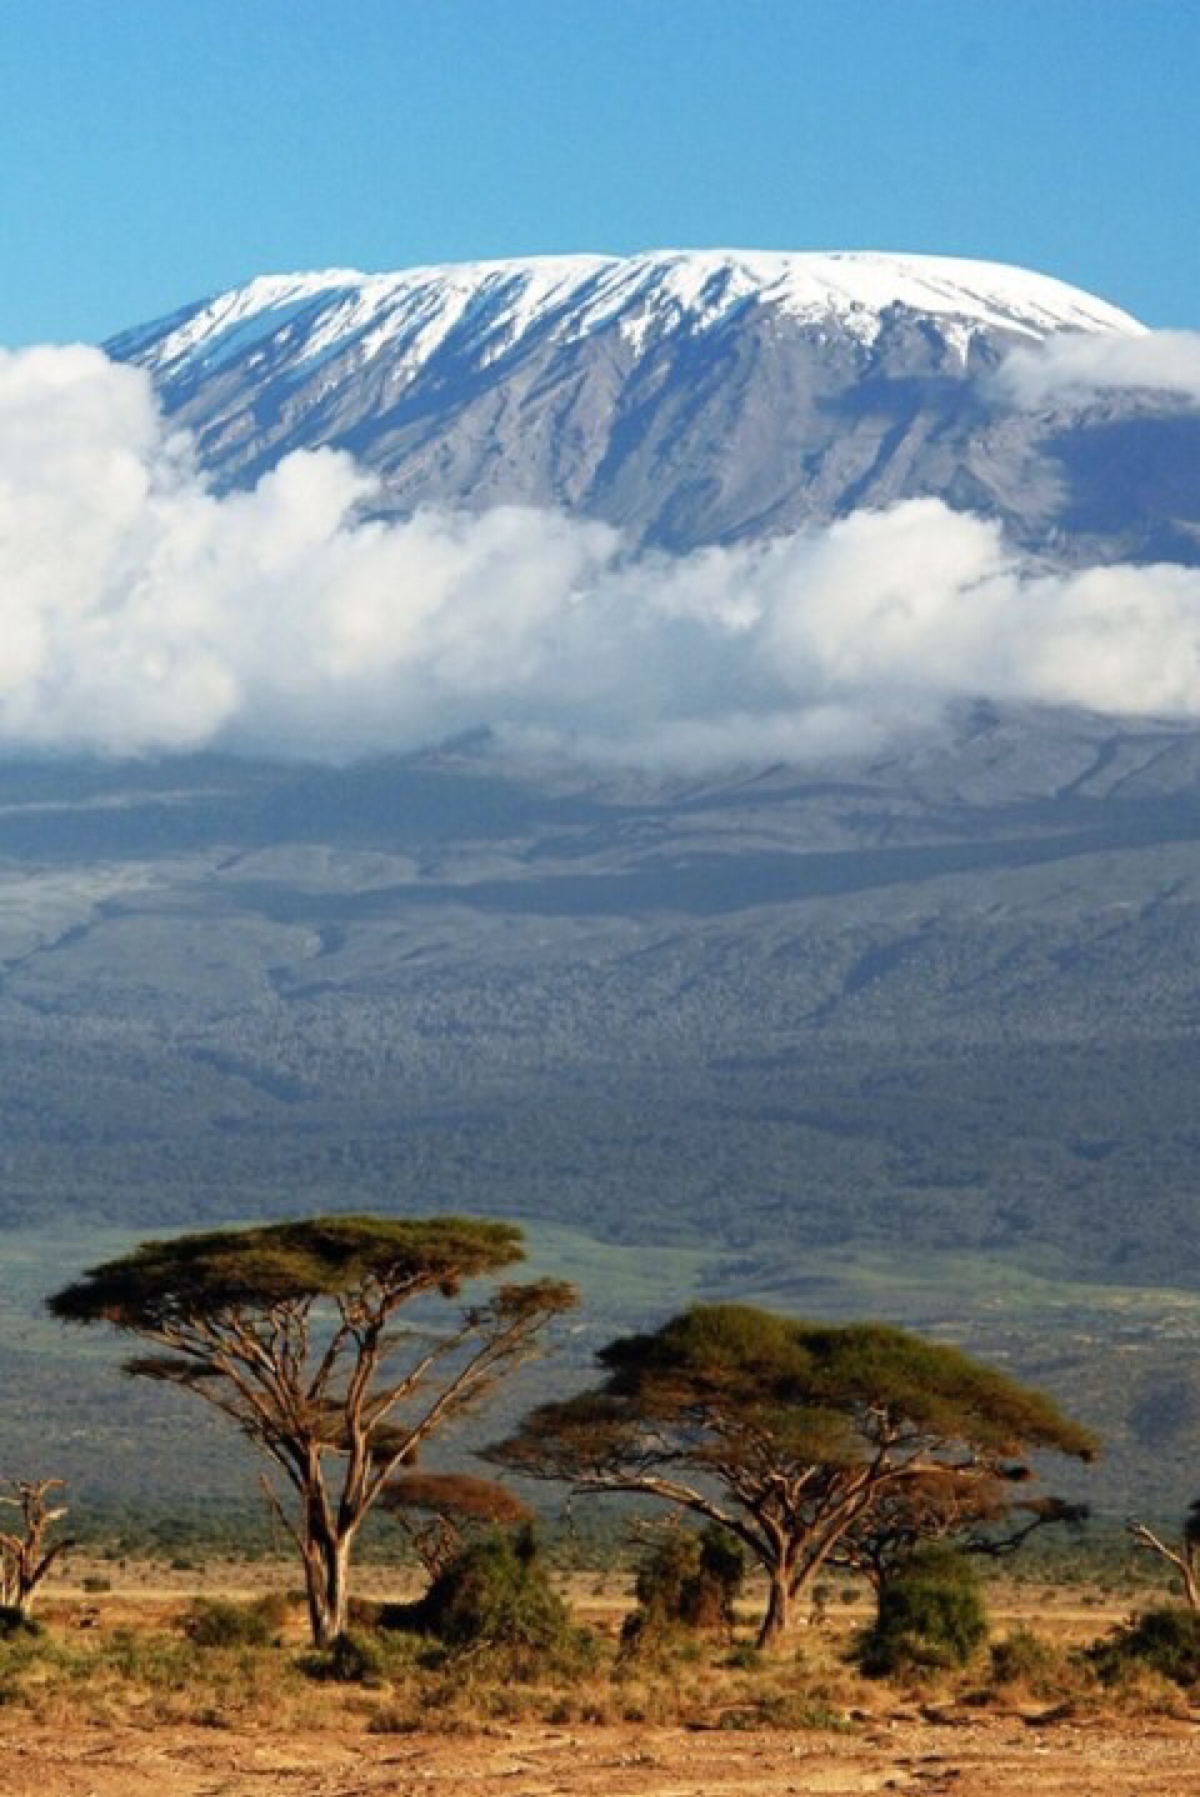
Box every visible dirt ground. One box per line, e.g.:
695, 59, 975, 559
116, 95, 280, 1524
0, 1714, 1197, 1797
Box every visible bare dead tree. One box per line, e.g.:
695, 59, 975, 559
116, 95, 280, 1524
0, 1479, 74, 1618
1127, 1500, 1200, 1610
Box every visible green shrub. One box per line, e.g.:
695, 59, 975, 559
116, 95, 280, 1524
179, 1597, 278, 1649
301, 1628, 386, 1684
1091, 1607, 1200, 1689
857, 1547, 988, 1677
80, 1576, 112, 1594
989, 1628, 1064, 1693
398, 1527, 576, 1658
631, 1526, 745, 1637
89, 1626, 203, 1691
743, 1692, 851, 1731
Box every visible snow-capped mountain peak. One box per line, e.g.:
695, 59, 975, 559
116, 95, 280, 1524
110, 248, 1187, 565
115, 248, 1143, 383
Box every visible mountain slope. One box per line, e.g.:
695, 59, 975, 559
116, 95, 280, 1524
3, 713, 1200, 1506
111, 249, 1200, 561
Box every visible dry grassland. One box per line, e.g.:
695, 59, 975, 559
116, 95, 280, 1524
0, 1569, 1193, 1796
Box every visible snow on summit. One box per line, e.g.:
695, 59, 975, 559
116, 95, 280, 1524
107, 248, 1178, 565
115, 249, 1144, 380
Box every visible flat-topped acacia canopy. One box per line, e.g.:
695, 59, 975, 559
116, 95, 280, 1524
597, 1304, 1098, 1462
48, 1215, 528, 1326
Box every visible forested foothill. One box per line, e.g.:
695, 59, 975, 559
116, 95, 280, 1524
2, 726, 1200, 1517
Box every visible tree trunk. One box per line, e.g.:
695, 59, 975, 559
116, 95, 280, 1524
302, 1527, 352, 1648
756, 1568, 792, 1649
12, 1568, 33, 1621
785, 1521, 861, 1624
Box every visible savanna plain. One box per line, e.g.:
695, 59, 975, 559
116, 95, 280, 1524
0, 1561, 1198, 1796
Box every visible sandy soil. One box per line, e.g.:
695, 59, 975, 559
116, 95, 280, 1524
0, 1714, 1198, 1797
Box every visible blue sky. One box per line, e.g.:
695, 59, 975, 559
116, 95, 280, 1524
1, 0, 1196, 344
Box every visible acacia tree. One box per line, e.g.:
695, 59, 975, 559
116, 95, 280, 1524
49, 1216, 575, 1646
494, 1304, 1095, 1647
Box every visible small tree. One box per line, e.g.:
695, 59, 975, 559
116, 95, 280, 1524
381, 1470, 533, 1579
1127, 1499, 1200, 1610
494, 1304, 1095, 1648
403, 1525, 574, 1657
49, 1216, 575, 1645
0, 1479, 74, 1619
832, 1465, 1087, 1595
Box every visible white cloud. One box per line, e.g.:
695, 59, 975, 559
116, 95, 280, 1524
1, 344, 1200, 769
1000, 328, 1200, 407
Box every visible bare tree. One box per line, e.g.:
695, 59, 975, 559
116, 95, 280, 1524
0, 1479, 74, 1618
1127, 1500, 1200, 1609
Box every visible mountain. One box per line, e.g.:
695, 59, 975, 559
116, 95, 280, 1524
110, 249, 1200, 563
2, 251, 1197, 1506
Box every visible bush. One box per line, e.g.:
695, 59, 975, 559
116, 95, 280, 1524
631, 1526, 745, 1637
857, 1547, 988, 1677
1091, 1606, 1200, 1689
257, 1592, 291, 1632
989, 1628, 1066, 1696
301, 1628, 386, 1684
398, 1527, 576, 1658
179, 1597, 279, 1649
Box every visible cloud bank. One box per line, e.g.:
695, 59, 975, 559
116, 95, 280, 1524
3, 343, 1200, 769
1001, 328, 1200, 407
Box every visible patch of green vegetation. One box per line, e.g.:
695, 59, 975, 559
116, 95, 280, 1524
857, 1548, 989, 1677
180, 1595, 287, 1649
396, 1528, 585, 1665
1091, 1607, 1200, 1688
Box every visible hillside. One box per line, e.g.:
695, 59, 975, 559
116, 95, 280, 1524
0, 709, 1197, 1503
